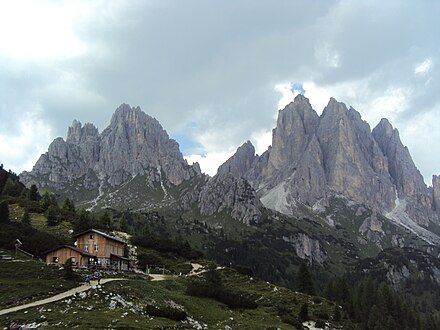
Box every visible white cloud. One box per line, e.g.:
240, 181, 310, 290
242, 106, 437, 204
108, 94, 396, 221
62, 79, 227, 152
400, 104, 440, 183
0, 0, 85, 60
251, 129, 272, 156
275, 83, 298, 110
414, 58, 433, 76
0, 107, 53, 173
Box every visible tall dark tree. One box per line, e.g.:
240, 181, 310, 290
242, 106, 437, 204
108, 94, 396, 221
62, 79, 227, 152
64, 258, 75, 280
0, 200, 9, 223
100, 211, 112, 230
40, 191, 53, 210
75, 209, 92, 233
28, 184, 40, 201
296, 263, 315, 295
46, 205, 60, 226
120, 214, 129, 233
62, 197, 75, 213
21, 209, 31, 225
298, 303, 309, 322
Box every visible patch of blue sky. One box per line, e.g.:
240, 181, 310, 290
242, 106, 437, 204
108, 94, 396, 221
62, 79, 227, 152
171, 133, 205, 156
290, 83, 305, 94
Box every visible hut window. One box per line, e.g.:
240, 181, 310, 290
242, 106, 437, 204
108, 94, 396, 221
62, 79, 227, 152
90, 234, 94, 239
94, 244, 99, 251
84, 245, 88, 252
52, 256, 58, 263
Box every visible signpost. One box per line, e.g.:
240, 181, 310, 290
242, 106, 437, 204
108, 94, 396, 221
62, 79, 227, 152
14, 239, 22, 256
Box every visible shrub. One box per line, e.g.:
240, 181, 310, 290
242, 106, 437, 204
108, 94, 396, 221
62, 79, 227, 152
298, 303, 309, 322
218, 290, 258, 309
144, 305, 187, 321
312, 296, 322, 304
315, 319, 326, 328
314, 311, 329, 320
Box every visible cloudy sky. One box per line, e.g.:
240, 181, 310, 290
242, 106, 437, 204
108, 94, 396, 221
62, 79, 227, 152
1, 0, 439, 183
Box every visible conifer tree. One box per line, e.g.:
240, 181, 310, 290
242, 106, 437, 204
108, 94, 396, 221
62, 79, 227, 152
100, 211, 112, 230
40, 191, 53, 210
0, 200, 9, 223
298, 303, 309, 322
46, 205, 59, 226
21, 208, 31, 225
62, 197, 75, 212
29, 184, 40, 201
296, 263, 315, 295
120, 214, 128, 232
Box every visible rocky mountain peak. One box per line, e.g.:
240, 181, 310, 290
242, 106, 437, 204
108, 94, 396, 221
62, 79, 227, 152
432, 175, 440, 212
21, 103, 201, 192
267, 93, 319, 178
217, 141, 256, 178
66, 120, 99, 144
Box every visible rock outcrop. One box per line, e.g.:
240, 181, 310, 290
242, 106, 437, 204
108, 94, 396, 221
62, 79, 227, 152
217, 141, 256, 178
282, 233, 326, 265
219, 94, 440, 228
199, 173, 262, 224
21, 104, 201, 200
372, 118, 436, 226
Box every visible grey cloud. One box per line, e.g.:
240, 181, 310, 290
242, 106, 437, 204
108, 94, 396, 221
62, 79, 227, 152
2, 0, 440, 180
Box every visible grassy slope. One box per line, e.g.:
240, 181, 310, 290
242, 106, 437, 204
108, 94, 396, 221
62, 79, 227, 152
0, 265, 351, 329
8, 204, 73, 242
0, 252, 78, 309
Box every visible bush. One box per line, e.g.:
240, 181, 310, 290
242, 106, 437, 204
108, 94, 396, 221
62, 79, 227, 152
144, 305, 187, 321
0, 222, 62, 257
312, 297, 322, 304
315, 319, 326, 328
64, 258, 78, 280
314, 311, 329, 320
137, 252, 163, 269
298, 303, 309, 322
218, 290, 258, 309
280, 314, 303, 328
186, 277, 257, 309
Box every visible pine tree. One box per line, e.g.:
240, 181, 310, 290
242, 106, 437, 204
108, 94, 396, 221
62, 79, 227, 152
298, 303, 309, 322
29, 184, 40, 201
296, 263, 315, 295
75, 209, 91, 233
62, 197, 75, 212
40, 191, 53, 210
0, 200, 9, 223
46, 205, 59, 226
21, 209, 31, 225
64, 258, 75, 280
100, 211, 112, 230
120, 214, 128, 232
333, 304, 341, 322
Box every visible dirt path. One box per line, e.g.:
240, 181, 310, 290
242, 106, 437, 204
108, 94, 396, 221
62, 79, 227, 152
0, 263, 209, 316
149, 274, 176, 281
0, 278, 125, 316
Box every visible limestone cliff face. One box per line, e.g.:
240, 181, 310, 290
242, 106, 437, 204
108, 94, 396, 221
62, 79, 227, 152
432, 175, 440, 212
199, 173, 262, 224
316, 99, 395, 212
282, 233, 326, 265
217, 141, 256, 178
218, 95, 439, 227
98, 104, 199, 186
21, 103, 201, 194
266, 95, 320, 182
372, 119, 436, 225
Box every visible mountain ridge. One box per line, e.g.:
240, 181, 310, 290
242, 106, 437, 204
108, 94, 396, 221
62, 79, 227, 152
19, 98, 440, 248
